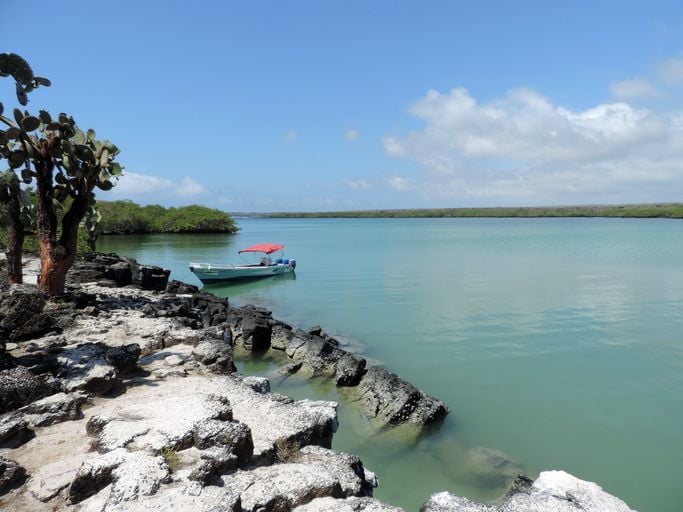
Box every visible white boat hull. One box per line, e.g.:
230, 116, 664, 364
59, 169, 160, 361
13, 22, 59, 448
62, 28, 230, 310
189, 262, 295, 284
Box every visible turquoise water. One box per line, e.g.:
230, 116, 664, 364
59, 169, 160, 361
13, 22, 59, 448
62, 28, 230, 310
99, 218, 683, 511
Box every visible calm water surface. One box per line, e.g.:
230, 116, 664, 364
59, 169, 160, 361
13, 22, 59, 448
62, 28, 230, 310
99, 218, 683, 511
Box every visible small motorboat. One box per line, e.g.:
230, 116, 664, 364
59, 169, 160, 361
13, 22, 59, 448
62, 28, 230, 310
189, 243, 296, 284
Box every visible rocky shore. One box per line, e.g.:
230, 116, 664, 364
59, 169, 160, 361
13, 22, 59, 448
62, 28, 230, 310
0, 253, 637, 511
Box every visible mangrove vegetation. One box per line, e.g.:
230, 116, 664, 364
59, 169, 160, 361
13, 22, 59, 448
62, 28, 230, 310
97, 200, 238, 234
259, 203, 683, 219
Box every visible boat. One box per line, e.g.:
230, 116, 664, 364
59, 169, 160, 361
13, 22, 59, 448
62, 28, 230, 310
189, 243, 296, 284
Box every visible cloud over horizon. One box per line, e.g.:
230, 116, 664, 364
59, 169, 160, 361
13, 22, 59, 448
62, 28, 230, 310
383, 86, 683, 205
658, 54, 683, 85
610, 78, 657, 100
343, 178, 372, 190
110, 172, 207, 202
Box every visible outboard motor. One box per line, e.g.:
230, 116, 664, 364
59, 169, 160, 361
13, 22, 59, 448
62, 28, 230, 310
288, 259, 297, 269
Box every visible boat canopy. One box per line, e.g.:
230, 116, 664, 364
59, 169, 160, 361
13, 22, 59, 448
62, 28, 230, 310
239, 243, 285, 254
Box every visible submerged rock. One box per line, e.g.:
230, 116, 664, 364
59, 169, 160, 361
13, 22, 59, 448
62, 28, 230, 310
461, 446, 524, 488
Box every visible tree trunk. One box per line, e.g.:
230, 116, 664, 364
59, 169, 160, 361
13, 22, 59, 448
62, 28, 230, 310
38, 249, 72, 294
34, 157, 68, 296
37, 193, 90, 296
3, 176, 24, 285
33, 145, 92, 296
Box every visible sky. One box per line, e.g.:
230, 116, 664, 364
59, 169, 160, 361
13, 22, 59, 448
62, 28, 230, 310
2, 0, 683, 212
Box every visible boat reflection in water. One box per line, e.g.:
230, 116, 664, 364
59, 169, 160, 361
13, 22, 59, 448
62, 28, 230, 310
202, 271, 296, 299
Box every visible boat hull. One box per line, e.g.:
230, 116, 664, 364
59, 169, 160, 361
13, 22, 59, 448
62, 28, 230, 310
189, 262, 295, 284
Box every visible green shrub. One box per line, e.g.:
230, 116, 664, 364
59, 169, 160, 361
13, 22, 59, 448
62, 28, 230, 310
97, 200, 237, 234
161, 447, 180, 472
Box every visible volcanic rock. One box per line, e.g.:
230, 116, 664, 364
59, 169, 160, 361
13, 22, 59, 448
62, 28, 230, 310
354, 366, 448, 428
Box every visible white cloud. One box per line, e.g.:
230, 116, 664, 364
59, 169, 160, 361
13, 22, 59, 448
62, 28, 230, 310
386, 176, 414, 191
610, 78, 657, 99
343, 178, 372, 190
383, 87, 683, 204
658, 55, 683, 85
177, 176, 206, 197
284, 130, 299, 142
110, 172, 206, 200
383, 136, 407, 157
345, 128, 358, 142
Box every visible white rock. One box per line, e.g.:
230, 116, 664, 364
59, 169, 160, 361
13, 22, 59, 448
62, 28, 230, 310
107, 452, 171, 505
527, 470, 636, 512
294, 445, 371, 497
221, 462, 340, 511
164, 355, 185, 367
27, 454, 86, 502
242, 376, 270, 394
101, 483, 240, 512
421, 470, 637, 512
94, 392, 231, 453
295, 496, 404, 511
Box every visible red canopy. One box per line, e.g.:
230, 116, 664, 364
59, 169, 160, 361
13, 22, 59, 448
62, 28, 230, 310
239, 243, 285, 254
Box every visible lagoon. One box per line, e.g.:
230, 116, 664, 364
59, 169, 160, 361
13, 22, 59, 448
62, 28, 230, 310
99, 217, 683, 511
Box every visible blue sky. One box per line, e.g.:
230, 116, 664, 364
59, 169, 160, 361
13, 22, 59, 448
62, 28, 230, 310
3, 1, 683, 211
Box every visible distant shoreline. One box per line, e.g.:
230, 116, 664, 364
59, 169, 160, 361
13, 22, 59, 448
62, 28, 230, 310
238, 203, 683, 219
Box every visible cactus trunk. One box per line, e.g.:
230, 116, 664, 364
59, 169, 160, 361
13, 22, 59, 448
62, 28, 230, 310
3, 176, 24, 285
34, 156, 83, 296
36, 193, 87, 296
38, 248, 72, 295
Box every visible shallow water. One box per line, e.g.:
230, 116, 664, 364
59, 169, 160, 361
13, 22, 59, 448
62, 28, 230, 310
99, 217, 683, 511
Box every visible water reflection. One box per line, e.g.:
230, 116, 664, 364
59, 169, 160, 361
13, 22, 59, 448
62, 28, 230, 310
203, 272, 296, 299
